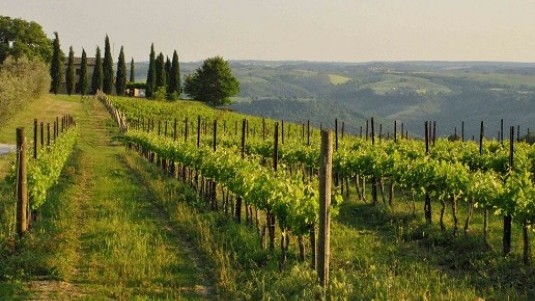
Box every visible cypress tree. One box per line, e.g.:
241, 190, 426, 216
103, 35, 114, 94
91, 47, 103, 94
145, 43, 156, 98
169, 50, 181, 99
155, 52, 165, 88
66, 46, 75, 95
115, 46, 126, 96
50, 32, 63, 94
79, 48, 88, 96
129, 58, 135, 83
165, 56, 171, 91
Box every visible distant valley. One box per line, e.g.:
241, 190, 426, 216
135, 60, 535, 139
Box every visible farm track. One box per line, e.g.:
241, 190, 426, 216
27, 98, 211, 300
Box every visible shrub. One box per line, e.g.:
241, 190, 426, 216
0, 56, 50, 126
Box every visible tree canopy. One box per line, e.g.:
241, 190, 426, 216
49, 32, 63, 94
91, 47, 103, 94
65, 46, 75, 95
103, 35, 114, 94
0, 16, 52, 63
79, 48, 88, 96
115, 46, 127, 96
145, 43, 156, 98
184, 56, 239, 106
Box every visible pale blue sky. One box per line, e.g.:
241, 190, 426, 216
2, 0, 535, 62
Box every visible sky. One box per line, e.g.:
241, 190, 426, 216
2, 0, 535, 63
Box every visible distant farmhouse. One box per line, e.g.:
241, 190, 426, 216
60, 57, 96, 94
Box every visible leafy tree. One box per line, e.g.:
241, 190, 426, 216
115, 46, 126, 96
168, 50, 181, 100
184, 56, 239, 106
129, 58, 135, 83
79, 48, 88, 96
91, 47, 103, 94
103, 35, 114, 94
65, 46, 75, 95
0, 16, 52, 63
145, 43, 156, 98
155, 52, 165, 88
49, 32, 63, 94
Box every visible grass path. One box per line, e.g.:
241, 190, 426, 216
0, 96, 212, 300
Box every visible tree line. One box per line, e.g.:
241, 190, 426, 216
2, 15, 240, 106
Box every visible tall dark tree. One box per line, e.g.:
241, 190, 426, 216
145, 43, 156, 98
103, 35, 114, 94
79, 48, 88, 96
168, 50, 181, 100
165, 56, 171, 90
129, 58, 135, 83
155, 52, 165, 88
49, 32, 63, 94
184, 56, 239, 106
65, 46, 75, 95
91, 47, 103, 94
115, 46, 126, 96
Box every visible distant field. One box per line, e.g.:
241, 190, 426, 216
328, 74, 351, 85
361, 74, 453, 95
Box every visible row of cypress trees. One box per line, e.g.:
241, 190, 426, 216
58, 33, 137, 96
145, 43, 181, 100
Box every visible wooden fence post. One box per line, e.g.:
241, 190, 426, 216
318, 129, 332, 289
16, 127, 28, 237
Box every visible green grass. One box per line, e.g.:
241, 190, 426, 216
0, 94, 82, 144
328, 74, 351, 85
0, 95, 211, 300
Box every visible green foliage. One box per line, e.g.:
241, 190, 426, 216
0, 16, 52, 63
145, 43, 156, 98
129, 57, 135, 83
65, 46, 75, 95
78, 48, 88, 96
115, 46, 126, 96
102, 35, 114, 94
0, 56, 50, 126
184, 56, 240, 106
155, 52, 165, 89
167, 50, 181, 100
49, 32, 63, 94
6, 125, 79, 209
91, 47, 103, 94
153, 86, 167, 101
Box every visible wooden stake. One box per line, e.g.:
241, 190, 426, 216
318, 130, 332, 289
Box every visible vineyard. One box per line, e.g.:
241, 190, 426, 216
1, 95, 535, 299
107, 95, 535, 298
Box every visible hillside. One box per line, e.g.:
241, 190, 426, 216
134, 60, 535, 139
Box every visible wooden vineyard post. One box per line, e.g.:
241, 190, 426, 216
394, 121, 397, 143
33, 119, 38, 159
40, 122, 44, 147
196, 116, 201, 148
370, 117, 378, 205
503, 126, 514, 257
424, 121, 432, 224
47, 123, 50, 146
334, 119, 339, 188
267, 122, 279, 252
281, 120, 284, 144
318, 129, 332, 290
16, 128, 28, 237
235, 119, 246, 223
461, 121, 465, 142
